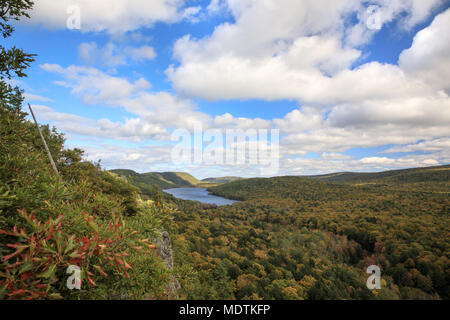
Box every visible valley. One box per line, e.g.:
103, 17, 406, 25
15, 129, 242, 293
126, 165, 450, 300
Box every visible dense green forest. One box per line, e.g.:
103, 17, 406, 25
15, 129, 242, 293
306, 165, 449, 183
306, 165, 449, 193
169, 170, 449, 300
202, 177, 243, 184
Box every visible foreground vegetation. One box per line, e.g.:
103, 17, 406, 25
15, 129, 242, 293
0, 0, 181, 300
0, 98, 184, 299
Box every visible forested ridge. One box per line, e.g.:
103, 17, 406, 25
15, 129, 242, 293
109, 169, 201, 194
169, 171, 449, 300
108, 169, 228, 195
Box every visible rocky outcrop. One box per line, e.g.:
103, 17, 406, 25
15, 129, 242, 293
153, 231, 181, 299
155, 231, 174, 269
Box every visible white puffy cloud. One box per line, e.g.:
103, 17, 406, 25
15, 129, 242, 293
27, 0, 196, 33
273, 107, 323, 133
164, 2, 450, 176
326, 95, 450, 128
40, 63, 289, 134
275, 96, 450, 159
167, 0, 445, 103
40, 63, 215, 131
399, 9, 450, 92
79, 143, 177, 172
385, 138, 450, 153
213, 113, 271, 130
31, 105, 168, 141
41, 63, 151, 105
169, 58, 439, 104
40, 59, 450, 175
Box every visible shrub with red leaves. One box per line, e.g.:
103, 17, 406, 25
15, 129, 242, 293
0, 209, 156, 300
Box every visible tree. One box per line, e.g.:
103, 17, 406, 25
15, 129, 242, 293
0, 0, 35, 111
151, 184, 163, 205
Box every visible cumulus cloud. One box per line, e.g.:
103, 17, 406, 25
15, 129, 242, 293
39, 63, 286, 134
385, 138, 450, 153
27, 0, 198, 33
326, 95, 450, 128
31, 105, 168, 141
279, 121, 450, 156
40, 63, 215, 131
40, 59, 450, 174
26, 0, 209, 34
167, 0, 444, 102
399, 8, 450, 92
213, 113, 271, 131
164, 2, 450, 175
79, 143, 177, 172
275, 97, 450, 160
41, 63, 151, 105
273, 107, 323, 134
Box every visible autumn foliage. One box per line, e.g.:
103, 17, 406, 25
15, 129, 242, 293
0, 209, 157, 299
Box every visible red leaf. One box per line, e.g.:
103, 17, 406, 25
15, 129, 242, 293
87, 277, 96, 286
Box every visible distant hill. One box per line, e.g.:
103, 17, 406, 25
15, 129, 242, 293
209, 176, 345, 201
209, 164, 450, 200
307, 165, 450, 184
202, 176, 243, 183
111, 165, 449, 197
109, 170, 200, 195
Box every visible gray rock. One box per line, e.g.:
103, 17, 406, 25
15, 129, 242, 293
153, 230, 181, 299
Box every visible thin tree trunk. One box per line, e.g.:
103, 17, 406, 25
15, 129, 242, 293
28, 103, 59, 175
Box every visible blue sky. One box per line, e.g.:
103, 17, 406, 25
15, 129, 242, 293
11, 0, 450, 178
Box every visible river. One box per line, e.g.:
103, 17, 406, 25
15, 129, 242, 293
163, 188, 237, 206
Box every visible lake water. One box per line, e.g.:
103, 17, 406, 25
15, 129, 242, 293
163, 188, 237, 206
